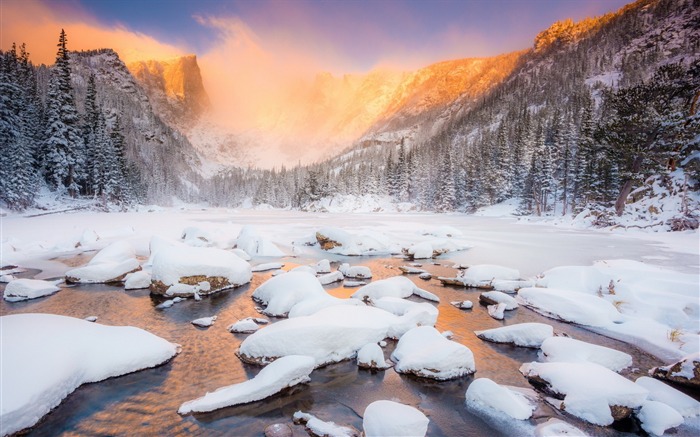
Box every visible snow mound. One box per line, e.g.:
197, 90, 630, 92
488, 303, 507, 320
465, 378, 535, 420
228, 317, 267, 334
405, 239, 469, 259
635, 376, 700, 418
518, 287, 623, 327
3, 278, 60, 302
391, 326, 476, 380
338, 264, 372, 279
124, 271, 151, 290
1, 314, 178, 435
316, 227, 388, 256
480, 291, 518, 310
314, 259, 331, 274
370, 297, 438, 322
151, 245, 252, 296
293, 411, 359, 437
236, 225, 285, 257
178, 355, 315, 414
357, 342, 392, 370
251, 262, 284, 272
191, 316, 217, 328
519, 361, 649, 425
352, 276, 439, 302
252, 271, 327, 317
534, 418, 587, 436
475, 323, 553, 348
451, 300, 473, 310
539, 337, 632, 372
637, 400, 684, 436
318, 271, 344, 285
363, 400, 429, 437
65, 240, 140, 283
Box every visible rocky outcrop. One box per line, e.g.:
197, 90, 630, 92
650, 353, 700, 388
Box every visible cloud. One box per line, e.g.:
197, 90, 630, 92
1, 0, 185, 64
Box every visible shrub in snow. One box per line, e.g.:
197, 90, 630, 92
252, 271, 327, 317
518, 287, 623, 327
475, 323, 553, 348
635, 376, 700, 417
636, 400, 684, 436
391, 326, 476, 380
352, 276, 439, 302
363, 400, 429, 437
465, 378, 536, 420
539, 337, 632, 372
150, 245, 252, 296
480, 291, 518, 310
519, 361, 649, 425
488, 303, 507, 320
357, 343, 391, 370
178, 355, 315, 414
339, 264, 372, 279
534, 418, 587, 437
650, 352, 700, 389
191, 316, 217, 328
293, 411, 359, 437
124, 271, 151, 290
235, 225, 285, 257
3, 278, 60, 302
1, 314, 178, 435
65, 240, 140, 284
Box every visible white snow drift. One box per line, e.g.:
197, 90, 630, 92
3, 278, 60, 302
351, 276, 439, 302
362, 400, 429, 437
539, 337, 632, 372
65, 240, 140, 283
465, 378, 536, 420
475, 323, 553, 348
518, 287, 623, 327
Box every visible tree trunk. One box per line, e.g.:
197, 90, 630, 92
614, 155, 644, 216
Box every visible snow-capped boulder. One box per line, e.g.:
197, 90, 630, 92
405, 239, 469, 260
391, 326, 475, 380
1, 314, 178, 436
181, 226, 218, 247
480, 291, 518, 310
362, 400, 429, 437
293, 411, 359, 437
352, 276, 439, 302
519, 361, 649, 425
232, 248, 251, 261
314, 259, 331, 274
539, 337, 632, 372
440, 264, 520, 288
3, 278, 60, 302
488, 303, 507, 320
191, 316, 217, 328
637, 400, 684, 436
178, 355, 315, 414
406, 242, 433, 259
475, 323, 553, 348
124, 271, 151, 290
465, 378, 536, 420
252, 271, 327, 317
315, 227, 387, 256
451, 300, 473, 310
370, 297, 438, 321
357, 343, 391, 370
251, 262, 284, 272
287, 295, 364, 318
650, 353, 700, 389
534, 418, 587, 437
318, 271, 344, 285
65, 241, 140, 283
635, 376, 700, 417
150, 245, 252, 296
228, 317, 268, 334
339, 264, 372, 279
236, 225, 285, 257
518, 287, 623, 327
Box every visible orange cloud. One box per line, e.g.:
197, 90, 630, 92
0, 0, 185, 65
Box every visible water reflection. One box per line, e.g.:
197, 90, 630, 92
0, 257, 690, 436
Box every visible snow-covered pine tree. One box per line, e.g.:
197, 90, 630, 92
435, 147, 456, 212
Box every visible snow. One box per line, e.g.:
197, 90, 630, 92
418, 272, 432, 280
465, 378, 535, 420
480, 291, 518, 310
637, 400, 684, 436
338, 264, 372, 279
236, 225, 285, 257
65, 240, 140, 283
292, 411, 358, 437
465, 264, 520, 282
488, 303, 507, 320
519, 361, 649, 425
636, 376, 700, 418
3, 278, 60, 302
406, 239, 470, 259
362, 400, 429, 437
351, 276, 439, 302
252, 271, 327, 317
344, 280, 366, 287
314, 259, 331, 274
178, 355, 315, 414
539, 337, 632, 372
391, 326, 476, 380
318, 271, 344, 285
357, 342, 392, 369
228, 318, 266, 334
517, 287, 623, 327
251, 262, 284, 272
124, 270, 151, 290
451, 300, 473, 309
232, 248, 251, 261
407, 242, 433, 259
315, 227, 388, 256
151, 245, 252, 293
534, 418, 587, 437
238, 305, 434, 366
475, 323, 553, 348
1, 314, 178, 435
370, 297, 438, 321
191, 316, 217, 327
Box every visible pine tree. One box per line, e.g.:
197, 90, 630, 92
435, 148, 456, 212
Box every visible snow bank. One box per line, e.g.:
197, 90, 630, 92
236, 225, 285, 257
352, 276, 439, 302
518, 287, 623, 327
316, 227, 388, 256
635, 376, 700, 418
252, 271, 326, 317
391, 326, 476, 380
124, 271, 151, 290
3, 278, 60, 302
475, 323, 553, 348
151, 245, 252, 295
1, 314, 178, 435
539, 337, 632, 372
357, 343, 391, 370
178, 355, 315, 414
465, 378, 535, 420
65, 240, 140, 283
363, 400, 429, 437
519, 361, 648, 425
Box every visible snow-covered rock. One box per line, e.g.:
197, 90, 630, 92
228, 317, 267, 334
398, 265, 427, 274
232, 248, 251, 261
1, 314, 178, 435
287, 294, 364, 318
314, 259, 331, 274
418, 272, 432, 280
636, 376, 700, 418
315, 227, 387, 256
252, 271, 327, 317
352, 276, 439, 302
3, 278, 60, 302
362, 400, 429, 437
442, 264, 520, 288
465, 378, 536, 420
405, 239, 469, 260
150, 245, 252, 296
488, 303, 507, 320
539, 337, 632, 372
370, 297, 439, 322
318, 271, 344, 285
518, 287, 623, 327
637, 400, 684, 436
178, 355, 315, 414
344, 280, 366, 287
406, 242, 433, 259
534, 418, 587, 437
451, 300, 473, 309
475, 323, 553, 348
650, 353, 700, 389
65, 241, 140, 283
124, 271, 151, 290
357, 343, 391, 370
492, 280, 534, 293
251, 262, 284, 272
293, 411, 359, 437
338, 264, 372, 279
191, 316, 217, 328
519, 361, 649, 425
236, 225, 285, 257
84, 316, 98, 322
480, 291, 518, 310
391, 326, 475, 380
